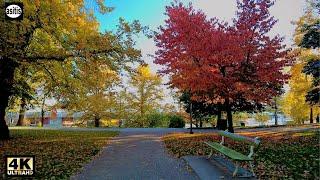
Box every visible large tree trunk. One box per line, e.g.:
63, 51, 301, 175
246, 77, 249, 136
310, 107, 313, 124
16, 98, 26, 126
94, 116, 100, 127
0, 59, 17, 140
225, 99, 234, 133
195, 118, 199, 128
216, 104, 223, 129
0, 93, 10, 140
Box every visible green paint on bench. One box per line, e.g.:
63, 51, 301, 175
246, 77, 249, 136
204, 131, 260, 177
204, 141, 253, 161
217, 131, 260, 146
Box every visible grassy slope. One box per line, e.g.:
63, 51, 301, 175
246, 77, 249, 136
163, 130, 319, 179
0, 129, 118, 179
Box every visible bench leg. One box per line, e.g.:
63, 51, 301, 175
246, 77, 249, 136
207, 149, 213, 159
249, 161, 255, 177
233, 162, 239, 177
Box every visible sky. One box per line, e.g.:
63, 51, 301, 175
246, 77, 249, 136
92, 0, 307, 104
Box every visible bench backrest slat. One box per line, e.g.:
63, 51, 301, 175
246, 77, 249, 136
217, 131, 260, 146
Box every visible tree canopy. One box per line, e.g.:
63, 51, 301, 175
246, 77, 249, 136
126, 65, 164, 127
0, 0, 142, 139
154, 0, 290, 132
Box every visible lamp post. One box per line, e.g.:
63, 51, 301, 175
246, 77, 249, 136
190, 102, 193, 134
274, 98, 278, 126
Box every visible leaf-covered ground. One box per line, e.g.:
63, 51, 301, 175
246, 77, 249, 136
162, 130, 320, 179
0, 129, 118, 179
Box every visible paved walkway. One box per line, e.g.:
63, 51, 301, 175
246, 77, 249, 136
73, 129, 198, 180
67, 125, 319, 179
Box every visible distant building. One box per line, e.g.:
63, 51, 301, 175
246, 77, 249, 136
5, 109, 77, 127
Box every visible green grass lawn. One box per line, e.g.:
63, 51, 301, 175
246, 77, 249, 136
0, 129, 118, 179
163, 130, 320, 179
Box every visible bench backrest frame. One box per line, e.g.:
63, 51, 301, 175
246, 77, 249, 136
218, 131, 260, 146
218, 130, 260, 158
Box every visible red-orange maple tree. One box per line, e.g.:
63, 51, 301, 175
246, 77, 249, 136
155, 0, 290, 132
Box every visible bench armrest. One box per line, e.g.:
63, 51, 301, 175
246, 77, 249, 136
248, 137, 260, 158
220, 136, 225, 145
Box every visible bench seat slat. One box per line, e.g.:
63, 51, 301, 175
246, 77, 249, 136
205, 141, 253, 161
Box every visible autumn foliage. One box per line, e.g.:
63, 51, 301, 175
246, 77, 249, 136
154, 0, 291, 132
0, 0, 142, 139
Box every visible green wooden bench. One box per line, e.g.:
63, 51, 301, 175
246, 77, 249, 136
204, 131, 260, 177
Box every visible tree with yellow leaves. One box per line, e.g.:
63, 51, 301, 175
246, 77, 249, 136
281, 58, 313, 124
281, 0, 320, 124
48, 58, 120, 127
0, 0, 142, 138
126, 65, 164, 127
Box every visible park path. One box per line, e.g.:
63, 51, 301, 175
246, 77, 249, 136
71, 125, 319, 180
73, 129, 198, 180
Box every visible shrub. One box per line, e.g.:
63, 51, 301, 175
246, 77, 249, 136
123, 115, 148, 128
124, 113, 170, 128
147, 112, 169, 127
100, 119, 120, 127
168, 115, 185, 128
